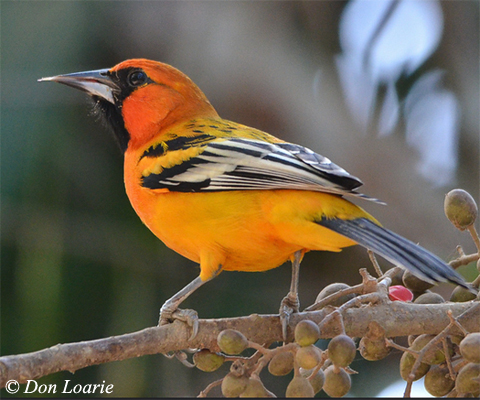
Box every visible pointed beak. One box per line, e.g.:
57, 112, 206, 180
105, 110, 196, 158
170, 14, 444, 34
39, 68, 117, 104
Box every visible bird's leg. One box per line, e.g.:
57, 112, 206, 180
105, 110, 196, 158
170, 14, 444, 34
279, 250, 304, 342
159, 276, 208, 340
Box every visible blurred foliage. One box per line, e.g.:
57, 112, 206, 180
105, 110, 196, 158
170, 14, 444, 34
1, 1, 478, 397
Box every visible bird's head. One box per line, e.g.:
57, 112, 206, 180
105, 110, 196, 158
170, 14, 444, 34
39, 59, 218, 152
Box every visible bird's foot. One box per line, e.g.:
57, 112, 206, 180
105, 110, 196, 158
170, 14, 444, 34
159, 303, 199, 341
279, 292, 300, 343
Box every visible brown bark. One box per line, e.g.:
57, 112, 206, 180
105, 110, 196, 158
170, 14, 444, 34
1, 301, 478, 387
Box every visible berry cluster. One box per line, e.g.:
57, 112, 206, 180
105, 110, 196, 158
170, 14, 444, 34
194, 322, 360, 398
188, 188, 479, 397
400, 332, 480, 397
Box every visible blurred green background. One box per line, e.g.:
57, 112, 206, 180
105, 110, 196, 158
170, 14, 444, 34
1, 1, 478, 397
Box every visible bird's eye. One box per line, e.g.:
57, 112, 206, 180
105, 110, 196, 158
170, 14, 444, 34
127, 70, 148, 87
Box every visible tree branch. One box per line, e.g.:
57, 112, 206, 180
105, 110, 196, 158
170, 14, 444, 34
1, 302, 478, 387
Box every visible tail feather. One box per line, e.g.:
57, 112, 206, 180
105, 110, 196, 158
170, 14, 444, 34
316, 217, 475, 293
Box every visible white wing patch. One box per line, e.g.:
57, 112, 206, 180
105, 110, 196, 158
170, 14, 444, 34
142, 137, 382, 203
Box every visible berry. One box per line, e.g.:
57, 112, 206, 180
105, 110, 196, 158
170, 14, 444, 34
402, 271, 433, 293
444, 189, 478, 231
359, 336, 390, 361
294, 320, 320, 347
455, 362, 480, 396
323, 365, 351, 398
424, 365, 454, 397
221, 372, 249, 398
285, 376, 314, 398
295, 345, 322, 370
268, 351, 294, 376
450, 285, 477, 302
399, 351, 430, 381
300, 368, 325, 394
411, 334, 452, 365
388, 285, 414, 302
315, 283, 355, 307
239, 377, 271, 398
413, 292, 445, 304
217, 329, 249, 355
459, 333, 480, 363
328, 334, 356, 367
193, 349, 225, 372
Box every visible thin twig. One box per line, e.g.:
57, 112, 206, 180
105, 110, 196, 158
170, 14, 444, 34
247, 341, 270, 355
449, 241, 479, 270
453, 358, 469, 373
304, 284, 362, 311
385, 339, 418, 356
306, 351, 328, 382
442, 338, 456, 379
250, 356, 269, 377
368, 249, 383, 277
447, 309, 469, 336
449, 252, 480, 269
344, 366, 359, 375
407, 331, 443, 383
467, 224, 480, 253
404, 378, 413, 398
305, 268, 384, 312
318, 292, 382, 334
248, 343, 297, 376
198, 378, 222, 397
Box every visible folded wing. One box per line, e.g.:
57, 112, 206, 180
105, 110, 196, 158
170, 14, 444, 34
141, 137, 382, 203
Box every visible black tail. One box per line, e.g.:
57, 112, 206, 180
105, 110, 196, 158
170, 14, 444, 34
316, 217, 475, 292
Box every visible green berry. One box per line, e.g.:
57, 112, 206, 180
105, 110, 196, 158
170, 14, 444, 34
221, 372, 249, 398
413, 292, 445, 304
411, 334, 452, 365
455, 363, 480, 396
359, 336, 390, 361
402, 271, 434, 293
450, 285, 477, 302
328, 334, 356, 368
193, 349, 225, 372
268, 351, 294, 376
460, 333, 480, 363
217, 329, 249, 355
424, 365, 455, 397
315, 283, 355, 307
300, 368, 325, 394
294, 320, 320, 347
444, 189, 478, 231
285, 376, 314, 398
323, 365, 351, 398
239, 377, 271, 398
399, 351, 430, 381
296, 345, 322, 370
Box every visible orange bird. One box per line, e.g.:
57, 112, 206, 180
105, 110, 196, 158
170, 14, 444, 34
40, 59, 471, 338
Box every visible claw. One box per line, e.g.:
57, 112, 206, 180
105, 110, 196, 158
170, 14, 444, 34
159, 304, 199, 340
279, 292, 299, 342
159, 302, 173, 326
278, 250, 303, 342
158, 276, 207, 340
172, 309, 199, 340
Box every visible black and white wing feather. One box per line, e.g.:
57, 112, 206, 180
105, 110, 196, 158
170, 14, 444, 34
142, 137, 381, 202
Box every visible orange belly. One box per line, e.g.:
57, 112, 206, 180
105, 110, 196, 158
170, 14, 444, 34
124, 169, 369, 281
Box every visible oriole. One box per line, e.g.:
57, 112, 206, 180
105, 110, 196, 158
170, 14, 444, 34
40, 59, 472, 338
